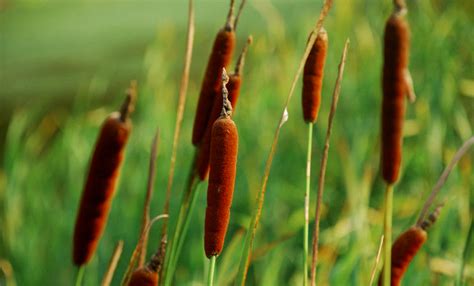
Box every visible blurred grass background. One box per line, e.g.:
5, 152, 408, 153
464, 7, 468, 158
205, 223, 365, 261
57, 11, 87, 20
1, 0, 473, 285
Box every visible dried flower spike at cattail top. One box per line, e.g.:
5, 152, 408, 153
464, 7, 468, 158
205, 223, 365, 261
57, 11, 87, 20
381, 6, 410, 184
302, 27, 328, 123
191, 0, 236, 146
73, 82, 136, 266
204, 69, 239, 257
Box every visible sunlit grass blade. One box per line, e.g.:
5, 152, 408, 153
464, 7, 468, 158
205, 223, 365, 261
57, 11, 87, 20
139, 129, 160, 267
161, 0, 195, 236
101, 240, 124, 286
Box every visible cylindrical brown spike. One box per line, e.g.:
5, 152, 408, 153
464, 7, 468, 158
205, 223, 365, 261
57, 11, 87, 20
204, 116, 239, 257
204, 69, 238, 257
378, 226, 427, 286
128, 266, 158, 286
73, 91, 134, 265
195, 36, 250, 180
302, 27, 328, 123
191, 29, 236, 146
381, 12, 410, 184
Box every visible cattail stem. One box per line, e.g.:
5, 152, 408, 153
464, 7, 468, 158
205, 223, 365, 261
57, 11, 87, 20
416, 136, 474, 226
139, 129, 160, 267
303, 122, 313, 286
233, 0, 246, 29
169, 181, 202, 279
163, 159, 201, 286
119, 81, 137, 123
310, 39, 349, 286
383, 184, 394, 286
162, 0, 195, 237
369, 235, 384, 286
207, 256, 217, 286
458, 216, 474, 286
75, 266, 85, 286
101, 240, 124, 286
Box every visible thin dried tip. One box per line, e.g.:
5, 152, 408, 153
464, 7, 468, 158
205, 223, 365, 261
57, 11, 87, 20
420, 204, 443, 230
233, 0, 247, 30
234, 35, 253, 75
393, 0, 407, 15
120, 80, 137, 122
148, 234, 168, 273
225, 0, 235, 31
220, 68, 233, 118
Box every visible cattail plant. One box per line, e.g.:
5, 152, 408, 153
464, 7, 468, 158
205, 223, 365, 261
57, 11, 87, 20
380, 1, 411, 285
191, 0, 237, 146
196, 36, 252, 180
301, 27, 328, 286
163, 2, 247, 284
204, 68, 239, 286
73, 82, 136, 272
377, 136, 474, 286
378, 206, 442, 286
128, 236, 167, 286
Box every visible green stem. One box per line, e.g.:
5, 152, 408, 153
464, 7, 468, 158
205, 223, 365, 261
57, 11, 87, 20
383, 184, 393, 286
163, 173, 201, 286
303, 123, 313, 286
207, 256, 217, 286
457, 217, 474, 286
75, 266, 85, 286
170, 181, 202, 276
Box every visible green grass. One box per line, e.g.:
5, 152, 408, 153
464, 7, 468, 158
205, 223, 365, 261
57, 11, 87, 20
1, 0, 473, 285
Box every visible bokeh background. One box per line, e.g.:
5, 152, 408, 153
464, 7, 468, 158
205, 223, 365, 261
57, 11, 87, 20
1, 0, 473, 285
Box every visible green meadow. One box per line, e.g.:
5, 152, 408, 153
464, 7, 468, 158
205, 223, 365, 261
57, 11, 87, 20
1, 0, 473, 285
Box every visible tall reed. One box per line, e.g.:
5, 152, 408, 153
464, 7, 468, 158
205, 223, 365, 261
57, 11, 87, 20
301, 26, 328, 286
380, 1, 411, 284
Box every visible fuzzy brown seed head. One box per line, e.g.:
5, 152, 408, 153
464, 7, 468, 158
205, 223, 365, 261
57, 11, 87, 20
192, 29, 236, 146
128, 267, 158, 286
381, 13, 410, 184
204, 117, 238, 257
378, 226, 426, 286
73, 111, 131, 266
302, 27, 328, 123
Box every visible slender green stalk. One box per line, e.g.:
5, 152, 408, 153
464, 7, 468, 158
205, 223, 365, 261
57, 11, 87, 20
303, 122, 313, 286
169, 181, 202, 279
207, 256, 217, 286
75, 266, 85, 286
309, 40, 349, 286
457, 217, 474, 286
163, 165, 200, 286
383, 184, 393, 286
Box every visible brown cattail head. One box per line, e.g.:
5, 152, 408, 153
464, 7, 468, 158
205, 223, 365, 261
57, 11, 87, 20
378, 226, 427, 286
128, 235, 166, 286
191, 3, 237, 146
195, 36, 251, 180
381, 11, 410, 184
73, 84, 136, 266
302, 27, 328, 123
204, 69, 238, 257
378, 207, 441, 286
128, 267, 158, 286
